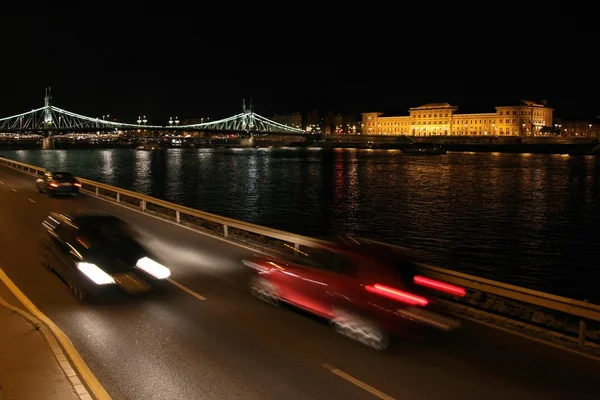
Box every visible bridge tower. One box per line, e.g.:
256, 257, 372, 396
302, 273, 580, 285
41, 87, 55, 149
242, 98, 256, 137
43, 87, 54, 129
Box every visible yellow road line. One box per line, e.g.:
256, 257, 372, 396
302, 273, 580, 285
168, 278, 207, 301
323, 364, 396, 400
0, 268, 112, 400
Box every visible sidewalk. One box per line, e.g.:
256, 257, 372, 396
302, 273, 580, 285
0, 300, 81, 400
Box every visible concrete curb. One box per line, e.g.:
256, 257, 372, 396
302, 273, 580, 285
0, 295, 94, 399
0, 269, 111, 400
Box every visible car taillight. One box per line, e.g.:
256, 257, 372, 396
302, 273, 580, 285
413, 275, 466, 297
49, 182, 59, 188
365, 283, 428, 306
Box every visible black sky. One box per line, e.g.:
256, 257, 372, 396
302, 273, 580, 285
1, 3, 596, 124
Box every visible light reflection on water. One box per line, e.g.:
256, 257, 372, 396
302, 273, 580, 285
3, 147, 600, 301
101, 150, 114, 182
134, 150, 151, 193
165, 149, 183, 200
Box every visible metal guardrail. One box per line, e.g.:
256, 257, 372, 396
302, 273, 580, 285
0, 156, 598, 346
0, 157, 46, 177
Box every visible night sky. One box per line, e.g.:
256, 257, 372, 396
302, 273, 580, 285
1, 3, 596, 124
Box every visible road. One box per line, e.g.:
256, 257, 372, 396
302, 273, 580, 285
0, 164, 598, 400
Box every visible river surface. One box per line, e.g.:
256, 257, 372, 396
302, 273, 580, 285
3, 148, 599, 301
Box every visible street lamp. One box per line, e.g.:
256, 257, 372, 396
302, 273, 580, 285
142, 116, 147, 124
174, 116, 179, 126
137, 116, 142, 124
169, 117, 174, 126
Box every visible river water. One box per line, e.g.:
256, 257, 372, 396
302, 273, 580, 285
3, 148, 599, 301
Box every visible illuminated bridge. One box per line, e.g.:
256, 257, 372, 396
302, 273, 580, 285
0, 89, 307, 136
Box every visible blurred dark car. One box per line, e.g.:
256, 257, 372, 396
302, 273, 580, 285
36, 171, 81, 196
242, 238, 465, 350
40, 211, 171, 301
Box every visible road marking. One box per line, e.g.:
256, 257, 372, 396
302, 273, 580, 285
28, 198, 36, 203
168, 278, 207, 301
0, 295, 92, 400
0, 268, 112, 400
0, 180, 3, 184
323, 364, 396, 400
11, 188, 17, 192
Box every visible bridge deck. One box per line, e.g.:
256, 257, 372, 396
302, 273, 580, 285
0, 164, 598, 400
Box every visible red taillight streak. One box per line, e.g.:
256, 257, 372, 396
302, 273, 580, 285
365, 284, 428, 306
413, 275, 466, 297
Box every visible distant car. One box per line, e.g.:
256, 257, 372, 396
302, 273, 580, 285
40, 212, 171, 301
36, 171, 81, 196
243, 239, 465, 350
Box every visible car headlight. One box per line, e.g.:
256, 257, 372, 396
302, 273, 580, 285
77, 262, 115, 285
136, 257, 171, 279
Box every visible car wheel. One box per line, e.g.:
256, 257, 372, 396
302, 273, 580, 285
331, 309, 390, 351
249, 276, 279, 305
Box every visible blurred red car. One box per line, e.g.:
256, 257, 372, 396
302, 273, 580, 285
243, 238, 466, 350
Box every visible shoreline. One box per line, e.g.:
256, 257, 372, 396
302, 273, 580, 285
1, 137, 599, 155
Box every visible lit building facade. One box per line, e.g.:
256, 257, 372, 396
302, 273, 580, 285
554, 119, 600, 137
362, 100, 553, 136
270, 112, 303, 130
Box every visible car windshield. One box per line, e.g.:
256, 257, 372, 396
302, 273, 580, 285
76, 217, 137, 246
53, 172, 74, 181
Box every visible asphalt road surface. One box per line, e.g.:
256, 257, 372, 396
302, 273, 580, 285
0, 164, 598, 400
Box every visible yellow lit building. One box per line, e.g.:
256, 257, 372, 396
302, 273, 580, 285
362, 100, 553, 137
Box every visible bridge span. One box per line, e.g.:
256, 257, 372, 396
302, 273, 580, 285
0, 89, 308, 136
0, 163, 598, 400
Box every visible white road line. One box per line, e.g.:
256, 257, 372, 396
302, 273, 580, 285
10, 188, 17, 192
0, 180, 4, 184
0, 268, 112, 400
168, 278, 207, 301
323, 364, 396, 400
28, 198, 36, 203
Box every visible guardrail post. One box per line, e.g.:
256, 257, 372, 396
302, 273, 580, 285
95, 187, 99, 196
116, 193, 120, 202
223, 224, 228, 237
176, 210, 180, 223
140, 200, 146, 211
578, 299, 588, 346
294, 243, 300, 253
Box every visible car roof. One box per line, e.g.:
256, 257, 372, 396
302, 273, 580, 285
49, 211, 122, 226
336, 240, 428, 264
73, 214, 124, 226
